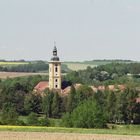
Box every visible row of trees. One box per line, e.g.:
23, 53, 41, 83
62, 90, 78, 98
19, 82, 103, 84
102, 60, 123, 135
0, 61, 70, 73
0, 74, 140, 127
65, 63, 140, 85
62, 87, 140, 128
0, 61, 49, 72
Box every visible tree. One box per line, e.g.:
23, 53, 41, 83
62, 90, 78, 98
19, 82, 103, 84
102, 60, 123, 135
126, 88, 139, 123
93, 90, 107, 110
39, 117, 50, 126
52, 92, 61, 118
27, 112, 39, 126
62, 100, 108, 128
76, 85, 93, 105
107, 91, 117, 123
24, 93, 42, 114
1, 102, 18, 125
66, 85, 77, 113
42, 90, 54, 117
116, 92, 128, 123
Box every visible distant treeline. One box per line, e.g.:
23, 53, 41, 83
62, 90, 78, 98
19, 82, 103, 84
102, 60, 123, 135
65, 63, 140, 85
85, 59, 134, 63
0, 61, 70, 73
0, 61, 49, 72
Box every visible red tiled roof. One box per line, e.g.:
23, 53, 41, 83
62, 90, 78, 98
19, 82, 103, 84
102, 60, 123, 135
118, 85, 126, 91
34, 81, 49, 92
61, 86, 71, 96
90, 86, 98, 93
136, 98, 140, 103
74, 84, 82, 89
98, 86, 105, 91
108, 85, 115, 91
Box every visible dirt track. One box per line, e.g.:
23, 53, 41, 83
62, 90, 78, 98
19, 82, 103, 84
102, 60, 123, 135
0, 132, 140, 140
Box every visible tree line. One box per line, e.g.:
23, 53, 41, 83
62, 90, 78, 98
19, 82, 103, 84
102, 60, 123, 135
65, 63, 140, 85
0, 61, 49, 72
0, 75, 140, 128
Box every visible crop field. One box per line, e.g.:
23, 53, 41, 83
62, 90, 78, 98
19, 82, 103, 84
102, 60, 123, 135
64, 62, 96, 71
0, 62, 29, 66
0, 132, 140, 140
0, 125, 140, 140
0, 72, 48, 79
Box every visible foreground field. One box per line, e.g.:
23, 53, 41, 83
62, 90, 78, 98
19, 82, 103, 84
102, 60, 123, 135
0, 72, 48, 79
0, 125, 140, 136
0, 132, 140, 140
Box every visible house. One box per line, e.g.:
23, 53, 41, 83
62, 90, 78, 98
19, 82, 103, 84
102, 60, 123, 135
34, 81, 49, 92
136, 98, 140, 103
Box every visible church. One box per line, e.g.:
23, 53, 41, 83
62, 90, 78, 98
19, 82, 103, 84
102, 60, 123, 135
34, 45, 63, 93
49, 46, 62, 90
34, 46, 127, 95
34, 45, 82, 95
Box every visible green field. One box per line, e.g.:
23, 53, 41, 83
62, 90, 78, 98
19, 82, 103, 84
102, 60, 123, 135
64, 62, 96, 71
0, 125, 140, 136
0, 60, 139, 72
17, 116, 140, 135
63, 60, 140, 71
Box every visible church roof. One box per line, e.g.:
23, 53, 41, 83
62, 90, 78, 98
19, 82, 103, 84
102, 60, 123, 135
136, 98, 140, 103
34, 81, 49, 92
51, 46, 60, 61
51, 56, 60, 61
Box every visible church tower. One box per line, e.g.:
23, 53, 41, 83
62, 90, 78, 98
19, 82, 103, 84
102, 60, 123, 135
49, 45, 61, 90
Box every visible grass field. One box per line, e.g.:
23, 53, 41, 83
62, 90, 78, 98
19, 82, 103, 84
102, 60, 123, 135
64, 62, 96, 71
0, 125, 140, 140
0, 125, 140, 136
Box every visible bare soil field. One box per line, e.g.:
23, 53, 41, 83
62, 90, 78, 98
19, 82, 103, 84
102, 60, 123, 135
0, 132, 140, 140
0, 72, 48, 79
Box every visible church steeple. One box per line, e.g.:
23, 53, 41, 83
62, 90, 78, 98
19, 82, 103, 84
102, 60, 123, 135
51, 43, 60, 61
53, 46, 57, 56
49, 44, 62, 90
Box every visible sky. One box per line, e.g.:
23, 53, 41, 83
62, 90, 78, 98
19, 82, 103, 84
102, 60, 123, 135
0, 0, 139, 61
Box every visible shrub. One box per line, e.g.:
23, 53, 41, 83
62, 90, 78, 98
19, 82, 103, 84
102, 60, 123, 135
27, 112, 39, 126
62, 113, 72, 127
1, 103, 18, 125
62, 100, 108, 128
15, 120, 26, 126
39, 117, 50, 126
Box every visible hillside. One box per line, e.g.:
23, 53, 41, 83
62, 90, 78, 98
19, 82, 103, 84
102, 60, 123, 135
64, 60, 138, 71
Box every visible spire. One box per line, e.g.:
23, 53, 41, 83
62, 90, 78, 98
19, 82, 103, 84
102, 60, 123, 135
53, 42, 57, 56
51, 42, 60, 61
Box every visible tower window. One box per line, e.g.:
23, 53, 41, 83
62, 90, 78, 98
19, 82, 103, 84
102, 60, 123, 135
55, 67, 58, 72
55, 85, 58, 88
55, 79, 58, 82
